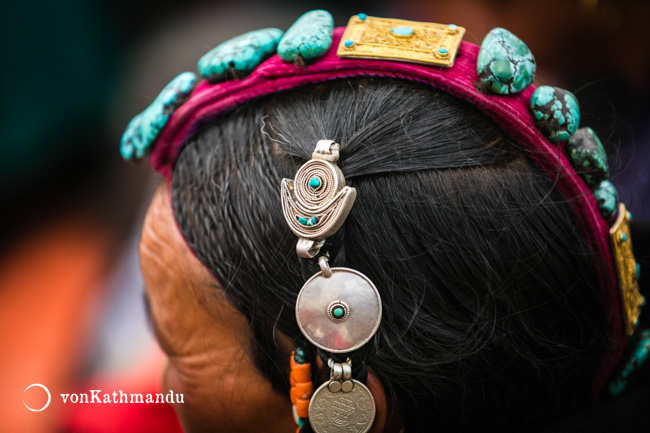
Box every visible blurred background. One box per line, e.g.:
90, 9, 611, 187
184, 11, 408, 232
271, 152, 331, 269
1, 0, 649, 432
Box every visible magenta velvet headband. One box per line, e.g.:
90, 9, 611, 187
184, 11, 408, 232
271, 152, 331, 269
121, 13, 642, 399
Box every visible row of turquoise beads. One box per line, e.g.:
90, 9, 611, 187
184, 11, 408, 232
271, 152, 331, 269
564, 126, 617, 219
566, 127, 609, 189
530, 85, 580, 143
198, 28, 283, 81
477, 28, 536, 95
592, 180, 618, 219
120, 71, 197, 161
277, 10, 334, 62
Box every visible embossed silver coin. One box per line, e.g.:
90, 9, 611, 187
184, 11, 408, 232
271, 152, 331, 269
309, 379, 376, 433
295, 268, 382, 353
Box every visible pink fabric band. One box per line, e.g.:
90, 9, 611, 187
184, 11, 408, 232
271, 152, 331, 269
152, 27, 625, 399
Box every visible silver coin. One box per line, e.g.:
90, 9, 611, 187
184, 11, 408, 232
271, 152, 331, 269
295, 268, 382, 353
309, 379, 376, 433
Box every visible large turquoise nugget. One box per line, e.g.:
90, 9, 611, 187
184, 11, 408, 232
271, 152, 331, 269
530, 86, 580, 143
198, 28, 283, 81
593, 180, 618, 219
566, 127, 609, 189
477, 28, 536, 95
277, 10, 334, 62
120, 72, 196, 161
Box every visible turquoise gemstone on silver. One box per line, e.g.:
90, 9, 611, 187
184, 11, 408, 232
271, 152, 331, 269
477, 28, 536, 95
530, 86, 580, 143
593, 180, 618, 219
391, 26, 414, 36
566, 127, 609, 189
198, 28, 283, 81
278, 10, 334, 62
309, 176, 321, 188
297, 216, 319, 226
120, 72, 196, 161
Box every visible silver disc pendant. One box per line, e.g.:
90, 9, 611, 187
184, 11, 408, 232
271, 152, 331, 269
309, 380, 376, 433
295, 267, 382, 353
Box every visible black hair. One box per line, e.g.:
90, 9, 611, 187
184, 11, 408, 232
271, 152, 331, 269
170, 78, 609, 432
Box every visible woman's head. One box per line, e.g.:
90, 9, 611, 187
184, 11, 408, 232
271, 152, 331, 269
136, 78, 611, 432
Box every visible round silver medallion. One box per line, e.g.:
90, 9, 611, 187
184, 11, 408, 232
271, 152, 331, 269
295, 267, 382, 353
309, 380, 376, 433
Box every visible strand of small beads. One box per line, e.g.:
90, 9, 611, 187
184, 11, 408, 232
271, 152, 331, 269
290, 348, 313, 433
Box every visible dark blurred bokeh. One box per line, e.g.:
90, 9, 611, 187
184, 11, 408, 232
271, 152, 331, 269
1, 1, 648, 432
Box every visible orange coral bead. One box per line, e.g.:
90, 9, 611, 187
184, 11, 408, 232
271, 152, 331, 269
295, 382, 313, 399
295, 398, 310, 418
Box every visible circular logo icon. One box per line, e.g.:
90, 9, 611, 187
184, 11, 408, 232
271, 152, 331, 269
24, 384, 51, 412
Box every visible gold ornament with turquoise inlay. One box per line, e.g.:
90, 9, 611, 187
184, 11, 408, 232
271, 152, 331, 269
337, 15, 465, 67
610, 203, 644, 336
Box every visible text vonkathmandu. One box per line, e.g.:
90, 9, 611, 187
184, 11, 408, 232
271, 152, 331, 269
60, 390, 184, 404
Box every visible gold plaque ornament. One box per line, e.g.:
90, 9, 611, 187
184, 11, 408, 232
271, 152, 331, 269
337, 15, 465, 67
609, 203, 645, 336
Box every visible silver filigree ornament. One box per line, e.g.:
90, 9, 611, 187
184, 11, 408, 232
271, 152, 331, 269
281, 140, 381, 433
281, 140, 357, 259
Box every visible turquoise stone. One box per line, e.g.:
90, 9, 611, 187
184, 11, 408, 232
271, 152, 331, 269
391, 26, 414, 36
297, 216, 318, 226
332, 307, 345, 318
277, 10, 334, 62
309, 176, 321, 188
293, 346, 308, 364
637, 262, 641, 280
609, 329, 650, 396
438, 47, 448, 55
198, 28, 283, 81
593, 180, 618, 219
566, 127, 609, 188
120, 72, 196, 161
358, 13, 367, 21
530, 86, 580, 143
477, 28, 536, 94
344, 39, 354, 47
